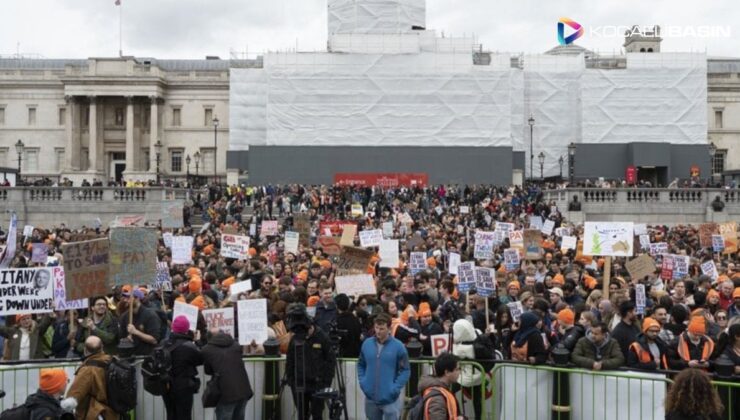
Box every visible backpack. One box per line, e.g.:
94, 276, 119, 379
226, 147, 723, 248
141, 340, 183, 396
405, 387, 443, 420
463, 332, 497, 371
87, 357, 138, 414
0, 405, 29, 420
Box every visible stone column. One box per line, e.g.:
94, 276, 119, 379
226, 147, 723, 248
64, 96, 74, 171
64, 96, 81, 171
149, 96, 159, 174
125, 96, 135, 173
88, 96, 98, 172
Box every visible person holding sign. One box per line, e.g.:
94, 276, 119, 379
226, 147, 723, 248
74, 296, 120, 357
417, 303, 443, 356
118, 288, 162, 356
0, 313, 54, 360
510, 312, 548, 365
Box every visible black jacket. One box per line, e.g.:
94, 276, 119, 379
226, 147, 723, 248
335, 312, 362, 358
202, 332, 253, 404
166, 333, 204, 393
625, 334, 668, 371
665, 412, 721, 420
25, 390, 67, 420
611, 320, 640, 359
286, 327, 336, 392
119, 306, 162, 356
419, 321, 444, 356
560, 325, 585, 353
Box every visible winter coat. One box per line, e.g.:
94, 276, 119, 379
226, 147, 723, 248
118, 306, 162, 356
74, 312, 119, 356
66, 352, 118, 420
335, 311, 362, 358
571, 331, 625, 370
286, 327, 336, 392
626, 334, 668, 371
417, 376, 458, 420
358, 335, 410, 405
166, 333, 204, 393
202, 332, 253, 404
452, 319, 482, 387
0, 316, 53, 360
25, 390, 66, 420
611, 320, 640, 359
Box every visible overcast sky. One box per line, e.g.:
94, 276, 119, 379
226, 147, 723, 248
2, 0, 738, 59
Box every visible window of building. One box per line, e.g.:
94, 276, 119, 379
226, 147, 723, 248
25, 148, 39, 172
0, 148, 7, 167
204, 108, 213, 126
143, 109, 150, 132
172, 108, 181, 126
28, 107, 36, 126
170, 149, 183, 172
715, 110, 723, 129
647, 48, 653, 52
712, 149, 727, 175
640, 48, 645, 52
83, 107, 90, 127
59, 108, 66, 126
55, 149, 65, 172
141, 149, 150, 172
0, 107, 5, 125
201, 148, 215, 174
115, 107, 124, 126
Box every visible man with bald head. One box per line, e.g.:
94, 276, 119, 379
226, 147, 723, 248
64, 336, 119, 419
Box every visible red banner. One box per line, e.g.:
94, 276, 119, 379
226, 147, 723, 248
319, 220, 357, 237
334, 173, 428, 187
625, 166, 637, 185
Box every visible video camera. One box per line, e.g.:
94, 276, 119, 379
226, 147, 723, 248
285, 303, 312, 340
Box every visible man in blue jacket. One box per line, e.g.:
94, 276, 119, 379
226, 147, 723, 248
358, 313, 410, 420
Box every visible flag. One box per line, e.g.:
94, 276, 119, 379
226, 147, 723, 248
0, 213, 17, 268
115, 0, 121, 5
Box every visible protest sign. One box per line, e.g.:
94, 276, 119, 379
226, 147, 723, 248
634, 224, 648, 236
459, 206, 470, 214
529, 215, 543, 230
359, 229, 383, 248
61, 238, 110, 300
221, 234, 250, 260
162, 232, 173, 248
523, 230, 543, 260
31, 243, 48, 264
712, 235, 725, 253
475, 267, 496, 297
484, 214, 492, 227
699, 223, 718, 249
379, 240, 399, 268
625, 255, 656, 281
336, 246, 374, 275
155, 261, 172, 291
0, 214, 18, 269
435, 206, 443, 216
508, 230, 524, 249
260, 220, 279, 237
649, 242, 668, 257
0, 267, 54, 316
335, 274, 376, 297
238, 299, 268, 345
318, 236, 342, 256
495, 222, 515, 234
228, 280, 253, 301
448, 252, 461, 275
457, 262, 476, 293
474, 231, 496, 260
431, 334, 451, 357
173, 301, 199, 332
554, 227, 571, 237
541, 220, 555, 236
284, 231, 300, 255
52, 267, 88, 310
660, 255, 674, 281
23, 225, 34, 237
507, 302, 523, 323
110, 228, 157, 286
561, 236, 577, 252
639, 235, 651, 250
701, 260, 719, 281
719, 222, 738, 254
382, 222, 394, 239
203, 308, 235, 337
351, 204, 363, 218
409, 252, 428, 275
160, 200, 184, 228
320, 221, 357, 237
672, 255, 690, 279
504, 248, 520, 272
493, 230, 505, 245
340, 224, 357, 247
583, 222, 634, 257
293, 214, 311, 248
635, 284, 646, 315
171, 236, 193, 265
249, 223, 256, 237
112, 215, 145, 227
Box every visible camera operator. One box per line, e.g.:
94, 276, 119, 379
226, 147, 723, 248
285, 303, 336, 420
334, 294, 362, 358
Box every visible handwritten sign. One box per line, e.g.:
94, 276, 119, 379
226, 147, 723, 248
23, 225, 34, 237
529, 215, 543, 230
260, 220, 278, 237
61, 238, 110, 301
457, 262, 476, 293
340, 224, 357, 247
409, 252, 428, 275
173, 301, 199, 332
701, 260, 719, 281
719, 222, 738, 254
541, 220, 555, 236
203, 308, 235, 337
504, 248, 520, 271
475, 267, 496, 297
649, 242, 668, 257
160, 200, 184, 228
336, 246, 374, 275
583, 222, 634, 257
474, 231, 496, 260
625, 255, 656, 281
293, 214, 311, 248
431, 334, 451, 357
318, 236, 342, 256
507, 301, 523, 323
639, 235, 651, 250
351, 204, 363, 218
238, 299, 268, 345
699, 223, 718, 249
109, 228, 158, 286
634, 224, 648, 236
228, 280, 253, 302
635, 284, 646, 315
382, 222, 394, 238
284, 231, 300, 255
0, 267, 54, 316
524, 229, 543, 260
448, 252, 461, 275
379, 240, 399, 268
508, 230, 524, 249
335, 274, 376, 297
712, 235, 725, 253
52, 267, 88, 310
359, 229, 383, 248
171, 236, 193, 265
561, 235, 577, 252
221, 234, 250, 260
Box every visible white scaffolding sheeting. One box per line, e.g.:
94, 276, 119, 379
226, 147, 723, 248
328, 0, 426, 34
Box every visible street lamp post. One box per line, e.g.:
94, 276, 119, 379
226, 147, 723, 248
558, 155, 564, 180
708, 142, 717, 185
568, 142, 576, 185
186, 154, 191, 185
538, 152, 545, 180
194, 151, 201, 186
15, 139, 24, 186
528, 115, 535, 180
213, 117, 219, 184
154, 140, 162, 185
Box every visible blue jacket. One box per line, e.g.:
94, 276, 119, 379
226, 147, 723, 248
357, 336, 410, 405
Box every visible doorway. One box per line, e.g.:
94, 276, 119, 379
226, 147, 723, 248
637, 166, 668, 187
110, 152, 126, 182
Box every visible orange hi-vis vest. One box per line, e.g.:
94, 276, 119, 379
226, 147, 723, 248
677, 333, 714, 363
423, 386, 458, 420
629, 341, 668, 369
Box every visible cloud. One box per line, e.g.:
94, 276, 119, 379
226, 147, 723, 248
0, 0, 737, 58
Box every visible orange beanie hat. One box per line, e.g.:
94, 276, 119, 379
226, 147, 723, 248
307, 296, 320, 307
418, 302, 432, 318
189, 278, 202, 294
642, 317, 661, 334
583, 275, 598, 290
190, 295, 205, 311
15, 314, 31, 323
222, 277, 235, 290
508, 281, 521, 291
426, 257, 437, 268
248, 247, 257, 257
39, 368, 67, 395
734, 287, 740, 299
551, 274, 565, 286
687, 316, 706, 335
297, 270, 308, 281
557, 309, 575, 326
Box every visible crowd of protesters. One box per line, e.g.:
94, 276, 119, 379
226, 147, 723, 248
0, 183, 738, 419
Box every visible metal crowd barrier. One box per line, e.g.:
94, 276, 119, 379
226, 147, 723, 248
0, 358, 736, 420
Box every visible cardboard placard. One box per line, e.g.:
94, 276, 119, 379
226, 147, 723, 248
474, 267, 496, 297
448, 252, 461, 275
110, 227, 158, 286
161, 200, 184, 228
171, 236, 193, 265
474, 231, 496, 260
155, 261, 172, 291
382, 222, 394, 239
23, 225, 34, 237
712, 234, 725, 253
284, 231, 300, 255
52, 267, 88, 310
221, 234, 250, 260
457, 262, 476, 293
340, 225, 357, 247
378, 240, 399, 268
173, 301, 199, 332
31, 243, 48, 264
318, 236, 342, 256
61, 238, 111, 301
541, 220, 555, 236
335, 274, 376, 297
336, 246, 374, 275
293, 214, 312, 248
203, 308, 235, 337
431, 334, 451, 357
523, 229, 543, 260
508, 230, 524, 250
228, 280, 253, 301
625, 255, 656, 281
409, 251, 428, 275
0, 267, 55, 316
237, 299, 268, 345
699, 223, 718, 249
260, 220, 279, 237
583, 222, 634, 257
351, 204, 364, 218
719, 222, 738, 254
504, 248, 520, 271
359, 229, 383, 248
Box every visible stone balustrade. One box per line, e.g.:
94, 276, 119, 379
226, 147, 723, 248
0, 187, 189, 228
544, 188, 740, 224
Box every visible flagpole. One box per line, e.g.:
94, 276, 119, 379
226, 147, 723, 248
119, 1, 123, 57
